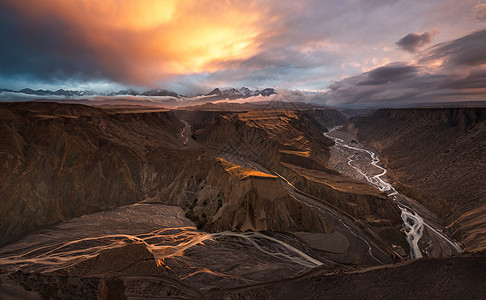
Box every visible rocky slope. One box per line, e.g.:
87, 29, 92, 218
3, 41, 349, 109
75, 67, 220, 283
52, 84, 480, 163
194, 110, 407, 254
0, 102, 190, 245
190, 157, 333, 233
301, 108, 348, 130
208, 252, 486, 299
346, 108, 486, 252
3, 103, 485, 298
2, 245, 484, 299
0, 102, 347, 247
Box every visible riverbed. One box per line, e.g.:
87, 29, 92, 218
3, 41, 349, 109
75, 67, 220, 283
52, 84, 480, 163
324, 127, 462, 259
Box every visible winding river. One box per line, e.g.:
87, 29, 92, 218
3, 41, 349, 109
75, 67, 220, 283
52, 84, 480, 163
324, 127, 462, 259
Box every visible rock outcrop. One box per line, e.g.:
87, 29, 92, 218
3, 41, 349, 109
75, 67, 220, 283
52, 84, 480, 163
196, 158, 333, 233
194, 110, 406, 251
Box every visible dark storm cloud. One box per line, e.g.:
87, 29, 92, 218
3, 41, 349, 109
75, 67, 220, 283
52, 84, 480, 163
323, 65, 443, 106
323, 67, 486, 106
323, 62, 486, 107
437, 69, 486, 90
422, 29, 486, 67
318, 26, 486, 107
396, 32, 432, 52
0, 4, 108, 84
357, 64, 418, 85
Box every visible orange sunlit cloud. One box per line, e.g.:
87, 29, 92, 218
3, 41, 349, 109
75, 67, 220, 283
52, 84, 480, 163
2, 0, 486, 105
5, 0, 270, 85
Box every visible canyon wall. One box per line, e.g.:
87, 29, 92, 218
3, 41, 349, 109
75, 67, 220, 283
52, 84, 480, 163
347, 108, 486, 251
0, 103, 346, 246
194, 110, 406, 250
0, 102, 191, 245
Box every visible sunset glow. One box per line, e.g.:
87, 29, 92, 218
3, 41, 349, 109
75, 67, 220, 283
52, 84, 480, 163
1, 0, 486, 105
4, 0, 268, 83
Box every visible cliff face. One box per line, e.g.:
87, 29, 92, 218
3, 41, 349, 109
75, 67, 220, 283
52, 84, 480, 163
191, 158, 333, 233
0, 103, 342, 246
0, 102, 194, 245
301, 109, 348, 130
347, 108, 486, 251
195, 110, 405, 250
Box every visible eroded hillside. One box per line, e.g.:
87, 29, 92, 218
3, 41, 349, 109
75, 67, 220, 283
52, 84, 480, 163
0, 102, 191, 245
2, 102, 484, 298
193, 110, 407, 257
1, 103, 395, 254
346, 108, 486, 252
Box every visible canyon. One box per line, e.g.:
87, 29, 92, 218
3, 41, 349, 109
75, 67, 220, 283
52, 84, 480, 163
346, 108, 486, 252
0, 102, 484, 298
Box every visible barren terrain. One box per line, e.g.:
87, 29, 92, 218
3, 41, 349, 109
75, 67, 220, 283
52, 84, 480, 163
0, 103, 484, 298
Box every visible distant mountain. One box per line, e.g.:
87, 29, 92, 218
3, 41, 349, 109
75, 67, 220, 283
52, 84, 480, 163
206, 88, 223, 97
205, 88, 244, 99
20, 88, 56, 96
52, 89, 93, 97
107, 89, 140, 96
204, 87, 276, 100
141, 89, 181, 98
0, 88, 181, 98
1, 88, 94, 97
239, 87, 252, 97
258, 88, 277, 97
0, 87, 275, 101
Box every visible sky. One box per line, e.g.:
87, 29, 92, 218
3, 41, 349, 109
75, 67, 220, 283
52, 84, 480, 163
1, 0, 486, 107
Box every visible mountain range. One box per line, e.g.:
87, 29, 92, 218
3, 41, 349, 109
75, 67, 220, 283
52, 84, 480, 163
0, 87, 276, 100
205, 87, 276, 100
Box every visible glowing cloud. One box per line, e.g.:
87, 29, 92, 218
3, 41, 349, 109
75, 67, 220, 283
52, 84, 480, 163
3, 0, 268, 85
1, 0, 485, 97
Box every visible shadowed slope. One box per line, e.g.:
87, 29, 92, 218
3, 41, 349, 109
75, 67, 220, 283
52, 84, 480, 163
347, 108, 486, 252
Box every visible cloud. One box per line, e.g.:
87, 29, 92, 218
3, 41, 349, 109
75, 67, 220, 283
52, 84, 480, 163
396, 32, 433, 52
1, 0, 485, 94
322, 64, 428, 106
357, 63, 418, 85
475, 4, 486, 22
421, 29, 486, 68
0, 4, 103, 83
210, 89, 330, 106
319, 29, 486, 107
0, 0, 270, 87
